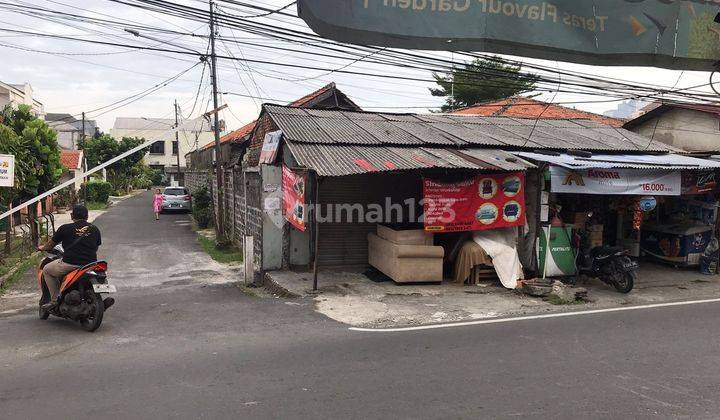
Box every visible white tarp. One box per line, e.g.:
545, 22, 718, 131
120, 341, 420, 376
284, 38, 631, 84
473, 228, 524, 289
550, 166, 681, 196
515, 152, 720, 170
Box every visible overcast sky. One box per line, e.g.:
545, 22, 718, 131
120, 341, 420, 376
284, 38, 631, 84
0, 0, 716, 141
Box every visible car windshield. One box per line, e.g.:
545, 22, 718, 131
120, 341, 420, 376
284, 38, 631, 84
164, 189, 187, 196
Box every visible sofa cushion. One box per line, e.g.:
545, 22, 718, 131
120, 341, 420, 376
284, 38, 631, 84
377, 224, 433, 246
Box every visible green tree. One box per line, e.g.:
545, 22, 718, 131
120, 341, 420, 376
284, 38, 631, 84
79, 135, 147, 193
0, 105, 62, 198
430, 57, 539, 112
0, 125, 28, 200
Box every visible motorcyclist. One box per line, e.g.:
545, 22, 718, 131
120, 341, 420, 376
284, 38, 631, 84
37, 204, 102, 311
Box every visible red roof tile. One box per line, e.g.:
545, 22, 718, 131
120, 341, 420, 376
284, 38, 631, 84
452, 97, 625, 127
289, 82, 336, 107
60, 150, 82, 170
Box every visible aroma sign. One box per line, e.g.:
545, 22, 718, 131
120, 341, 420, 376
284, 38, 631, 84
550, 167, 681, 196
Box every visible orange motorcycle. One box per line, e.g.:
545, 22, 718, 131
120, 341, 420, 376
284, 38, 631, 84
38, 248, 116, 332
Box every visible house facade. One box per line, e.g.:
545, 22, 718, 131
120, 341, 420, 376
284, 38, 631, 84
45, 113, 98, 150
0, 81, 44, 116
624, 103, 720, 153
110, 117, 214, 185
59, 150, 84, 191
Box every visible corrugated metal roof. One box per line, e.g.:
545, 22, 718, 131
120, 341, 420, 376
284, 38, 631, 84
515, 152, 720, 170
265, 105, 676, 152
287, 143, 534, 176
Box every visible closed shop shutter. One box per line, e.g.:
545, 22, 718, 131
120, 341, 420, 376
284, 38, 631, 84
317, 173, 421, 269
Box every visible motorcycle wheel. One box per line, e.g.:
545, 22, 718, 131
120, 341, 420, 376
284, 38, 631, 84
613, 270, 636, 294
80, 293, 105, 332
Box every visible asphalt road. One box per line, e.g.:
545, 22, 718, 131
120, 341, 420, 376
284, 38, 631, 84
2, 191, 720, 419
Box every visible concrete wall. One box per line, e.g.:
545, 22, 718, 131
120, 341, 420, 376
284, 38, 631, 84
185, 167, 263, 276
631, 108, 720, 152
185, 170, 212, 194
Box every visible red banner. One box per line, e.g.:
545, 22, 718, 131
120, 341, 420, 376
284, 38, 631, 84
424, 173, 526, 233
283, 165, 307, 232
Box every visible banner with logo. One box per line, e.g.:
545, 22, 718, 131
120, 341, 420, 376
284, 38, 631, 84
282, 165, 307, 232
0, 155, 15, 188
550, 167, 681, 196
424, 172, 526, 233
298, 0, 720, 71
682, 171, 717, 195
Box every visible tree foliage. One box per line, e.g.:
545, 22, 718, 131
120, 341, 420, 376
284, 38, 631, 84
0, 105, 62, 200
79, 134, 147, 193
430, 57, 539, 112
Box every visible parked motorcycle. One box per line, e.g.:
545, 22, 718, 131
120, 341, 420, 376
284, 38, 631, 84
37, 247, 116, 332
573, 212, 637, 293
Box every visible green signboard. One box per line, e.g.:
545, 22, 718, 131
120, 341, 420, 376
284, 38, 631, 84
298, 0, 720, 70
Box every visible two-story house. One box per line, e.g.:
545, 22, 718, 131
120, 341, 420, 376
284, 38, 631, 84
0, 81, 44, 116
110, 117, 214, 185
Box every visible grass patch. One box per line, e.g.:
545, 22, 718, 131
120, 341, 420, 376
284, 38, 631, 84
546, 295, 586, 306
0, 253, 41, 295
86, 201, 109, 211
197, 234, 243, 264
238, 285, 259, 297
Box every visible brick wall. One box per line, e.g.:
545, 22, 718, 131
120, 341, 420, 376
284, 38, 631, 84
246, 114, 278, 167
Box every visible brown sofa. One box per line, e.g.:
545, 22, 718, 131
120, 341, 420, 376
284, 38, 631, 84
368, 225, 444, 283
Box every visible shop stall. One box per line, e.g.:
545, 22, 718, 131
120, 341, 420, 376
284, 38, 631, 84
515, 152, 720, 278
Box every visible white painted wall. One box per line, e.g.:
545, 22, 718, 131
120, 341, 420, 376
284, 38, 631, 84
632, 108, 720, 152
0, 82, 44, 116
110, 124, 214, 169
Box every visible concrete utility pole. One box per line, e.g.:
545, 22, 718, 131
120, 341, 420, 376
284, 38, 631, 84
209, 0, 225, 241
174, 99, 182, 187
81, 112, 88, 203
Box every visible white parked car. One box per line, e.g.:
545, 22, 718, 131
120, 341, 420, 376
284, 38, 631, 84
161, 187, 192, 213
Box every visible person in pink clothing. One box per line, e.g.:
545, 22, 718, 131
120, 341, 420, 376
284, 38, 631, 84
152, 189, 164, 220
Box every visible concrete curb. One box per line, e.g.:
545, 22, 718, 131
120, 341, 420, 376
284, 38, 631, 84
263, 272, 301, 298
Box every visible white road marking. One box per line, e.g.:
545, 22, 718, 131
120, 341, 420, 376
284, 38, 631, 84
349, 297, 720, 333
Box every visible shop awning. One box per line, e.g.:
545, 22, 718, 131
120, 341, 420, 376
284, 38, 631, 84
514, 152, 720, 170
287, 143, 535, 176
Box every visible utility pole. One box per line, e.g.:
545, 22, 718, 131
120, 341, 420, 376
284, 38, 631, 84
174, 99, 182, 187
209, 0, 225, 241
81, 112, 88, 204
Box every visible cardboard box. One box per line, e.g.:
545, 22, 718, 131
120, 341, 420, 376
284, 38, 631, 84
590, 230, 603, 247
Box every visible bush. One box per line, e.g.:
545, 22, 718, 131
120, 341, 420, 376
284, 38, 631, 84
192, 187, 213, 229
80, 181, 113, 204
150, 169, 163, 186
54, 188, 77, 208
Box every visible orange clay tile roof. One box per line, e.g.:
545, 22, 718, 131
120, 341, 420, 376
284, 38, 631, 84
199, 83, 341, 151
60, 150, 82, 170
452, 97, 625, 127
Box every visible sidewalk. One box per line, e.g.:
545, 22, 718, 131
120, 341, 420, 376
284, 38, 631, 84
266, 262, 720, 328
